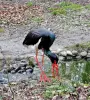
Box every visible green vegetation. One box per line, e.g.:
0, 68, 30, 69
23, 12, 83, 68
60, 60, 90, 84
32, 17, 43, 23
0, 27, 5, 33
26, 1, 33, 7
82, 61, 90, 83
59, 1, 82, 11
85, 4, 90, 10
43, 79, 75, 99
43, 60, 90, 99
28, 58, 35, 68
48, 1, 83, 15
66, 42, 90, 50
48, 8, 66, 15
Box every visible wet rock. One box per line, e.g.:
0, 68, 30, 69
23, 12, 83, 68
76, 56, 81, 60
3, 87, 8, 93
66, 56, 72, 61
26, 68, 34, 74
3, 67, 15, 74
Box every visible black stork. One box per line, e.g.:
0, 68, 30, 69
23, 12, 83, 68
23, 28, 59, 82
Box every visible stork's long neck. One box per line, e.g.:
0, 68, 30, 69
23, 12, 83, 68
44, 50, 52, 61
44, 50, 51, 56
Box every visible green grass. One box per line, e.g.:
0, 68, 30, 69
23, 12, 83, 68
66, 42, 90, 50
32, 17, 43, 23
58, 1, 82, 11
82, 61, 90, 83
0, 27, 5, 33
48, 1, 83, 15
85, 4, 90, 10
48, 8, 66, 15
26, 1, 33, 7
43, 79, 75, 99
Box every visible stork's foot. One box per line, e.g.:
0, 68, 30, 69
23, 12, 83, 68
39, 71, 51, 82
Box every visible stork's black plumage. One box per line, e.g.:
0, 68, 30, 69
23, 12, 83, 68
23, 29, 55, 49
23, 28, 58, 63
23, 28, 59, 82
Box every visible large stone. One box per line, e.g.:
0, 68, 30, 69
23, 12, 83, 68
72, 50, 78, 56
87, 52, 90, 58
59, 56, 65, 61
80, 51, 87, 57
60, 51, 67, 57
66, 50, 72, 56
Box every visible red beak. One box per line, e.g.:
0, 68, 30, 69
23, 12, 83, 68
52, 60, 59, 78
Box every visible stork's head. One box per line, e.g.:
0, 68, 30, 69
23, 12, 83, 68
44, 50, 58, 64
48, 53, 58, 64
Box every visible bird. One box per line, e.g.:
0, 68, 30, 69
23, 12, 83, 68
23, 28, 59, 82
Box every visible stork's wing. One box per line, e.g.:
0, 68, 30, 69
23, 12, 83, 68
23, 31, 41, 45
38, 36, 52, 50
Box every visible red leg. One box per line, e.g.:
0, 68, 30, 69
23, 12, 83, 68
52, 62, 60, 80
52, 64, 55, 78
42, 48, 44, 66
35, 47, 39, 64
40, 71, 51, 82
34, 56, 51, 82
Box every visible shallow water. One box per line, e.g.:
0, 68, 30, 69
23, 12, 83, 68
0, 60, 90, 84
59, 60, 90, 84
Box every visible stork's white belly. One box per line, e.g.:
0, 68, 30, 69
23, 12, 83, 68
30, 38, 42, 50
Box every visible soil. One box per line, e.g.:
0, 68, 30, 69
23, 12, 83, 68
0, 0, 90, 58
